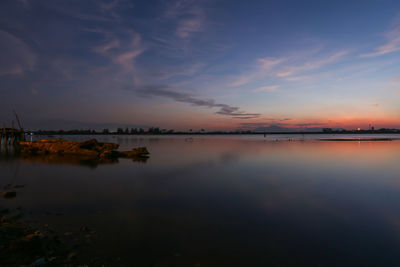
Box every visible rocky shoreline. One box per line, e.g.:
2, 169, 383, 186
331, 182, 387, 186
0, 205, 103, 266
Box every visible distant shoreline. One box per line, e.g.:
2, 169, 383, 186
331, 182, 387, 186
30, 131, 400, 136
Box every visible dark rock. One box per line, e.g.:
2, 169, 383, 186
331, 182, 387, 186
31, 257, 46, 266
119, 147, 150, 158
2, 191, 16, 199
67, 252, 77, 260
79, 138, 99, 150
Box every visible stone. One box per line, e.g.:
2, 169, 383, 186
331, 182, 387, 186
31, 257, 46, 266
67, 252, 77, 260
119, 147, 150, 158
2, 191, 16, 199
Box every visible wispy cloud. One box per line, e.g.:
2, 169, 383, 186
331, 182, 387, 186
276, 71, 292, 77
284, 50, 348, 74
0, 30, 36, 76
91, 30, 146, 84
361, 25, 400, 58
94, 39, 120, 54
151, 62, 205, 80
231, 57, 285, 87
136, 85, 260, 119
230, 50, 348, 87
176, 7, 205, 39
253, 85, 278, 93
114, 34, 145, 69
164, 0, 207, 39
19, 0, 30, 9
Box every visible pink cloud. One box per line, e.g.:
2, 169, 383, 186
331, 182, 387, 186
361, 25, 400, 58
94, 39, 120, 54
276, 71, 292, 77
176, 7, 205, 39
253, 85, 278, 93
164, 0, 206, 39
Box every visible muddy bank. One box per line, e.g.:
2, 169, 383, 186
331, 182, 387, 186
19, 138, 149, 160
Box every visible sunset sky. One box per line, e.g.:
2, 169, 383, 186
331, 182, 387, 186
1, 0, 400, 131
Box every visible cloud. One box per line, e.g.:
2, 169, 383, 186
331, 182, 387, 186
276, 71, 292, 77
136, 85, 260, 119
237, 120, 327, 132
114, 34, 145, 69
361, 25, 400, 58
164, 0, 206, 39
99, 0, 121, 11
94, 39, 120, 54
230, 50, 347, 87
150, 62, 205, 80
19, 0, 30, 9
295, 122, 325, 127
283, 50, 348, 74
231, 57, 285, 87
253, 85, 278, 93
0, 30, 36, 76
91, 30, 146, 84
176, 7, 205, 39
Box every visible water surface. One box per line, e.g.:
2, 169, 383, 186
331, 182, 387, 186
1, 134, 400, 266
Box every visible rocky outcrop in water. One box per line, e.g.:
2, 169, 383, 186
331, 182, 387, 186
18, 139, 149, 160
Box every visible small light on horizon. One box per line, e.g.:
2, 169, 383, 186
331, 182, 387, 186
357, 128, 361, 131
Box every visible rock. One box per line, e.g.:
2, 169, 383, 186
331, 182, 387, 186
119, 147, 150, 158
18, 139, 147, 162
79, 139, 99, 150
67, 252, 77, 260
31, 257, 46, 266
19, 139, 115, 158
1, 208, 10, 214
0, 215, 8, 223
2, 191, 16, 199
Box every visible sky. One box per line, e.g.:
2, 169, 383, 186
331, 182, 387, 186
0, 0, 400, 131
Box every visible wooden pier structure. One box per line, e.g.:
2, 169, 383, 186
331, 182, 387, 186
1, 126, 25, 146
1, 112, 26, 147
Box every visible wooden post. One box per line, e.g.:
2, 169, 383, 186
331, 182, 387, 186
2, 123, 6, 147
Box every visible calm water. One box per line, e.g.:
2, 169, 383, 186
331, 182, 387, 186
1, 134, 400, 266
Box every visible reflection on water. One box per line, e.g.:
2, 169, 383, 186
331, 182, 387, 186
1, 135, 400, 266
